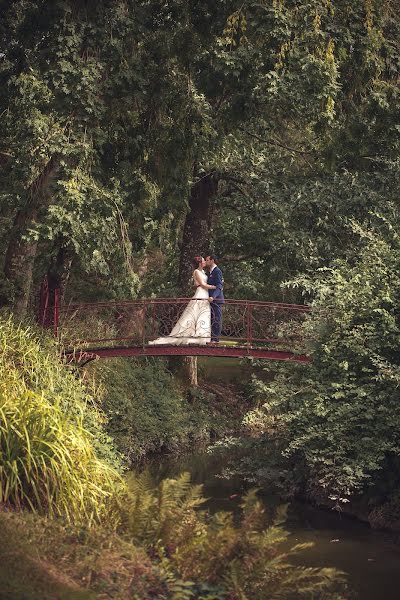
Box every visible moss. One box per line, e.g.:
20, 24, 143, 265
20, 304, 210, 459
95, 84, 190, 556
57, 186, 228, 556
0, 513, 95, 599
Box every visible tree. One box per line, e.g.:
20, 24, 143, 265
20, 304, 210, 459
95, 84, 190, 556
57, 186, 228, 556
241, 213, 400, 506
1, 0, 399, 346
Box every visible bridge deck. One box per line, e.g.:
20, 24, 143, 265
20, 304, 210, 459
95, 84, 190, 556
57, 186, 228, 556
63, 344, 311, 363
37, 285, 312, 364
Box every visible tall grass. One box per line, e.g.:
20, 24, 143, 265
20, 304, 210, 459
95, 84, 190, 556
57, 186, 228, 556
0, 317, 122, 524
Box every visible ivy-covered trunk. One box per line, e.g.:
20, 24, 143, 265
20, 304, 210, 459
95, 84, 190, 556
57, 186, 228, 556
4, 208, 38, 316
178, 173, 218, 292
3, 158, 58, 316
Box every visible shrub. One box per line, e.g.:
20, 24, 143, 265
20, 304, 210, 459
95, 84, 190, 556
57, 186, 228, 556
93, 358, 212, 462
119, 472, 347, 599
241, 218, 400, 505
0, 317, 122, 523
0, 476, 348, 600
0, 316, 121, 469
0, 319, 348, 598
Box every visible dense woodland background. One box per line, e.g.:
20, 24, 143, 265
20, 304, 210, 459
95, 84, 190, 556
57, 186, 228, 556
0, 1, 400, 596
2, 0, 398, 309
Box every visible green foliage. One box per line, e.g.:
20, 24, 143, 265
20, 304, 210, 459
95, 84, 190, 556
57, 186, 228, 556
92, 358, 245, 462
120, 472, 347, 599
214, 0, 400, 300
241, 215, 400, 504
217, 163, 400, 301
93, 358, 193, 462
0, 316, 122, 522
0, 477, 348, 600
0, 315, 121, 469
0, 509, 165, 600
0, 0, 188, 298
0, 318, 347, 598
0, 0, 399, 543
3, 0, 399, 304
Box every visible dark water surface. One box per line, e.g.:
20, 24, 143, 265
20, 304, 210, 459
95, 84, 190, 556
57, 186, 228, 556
148, 450, 400, 600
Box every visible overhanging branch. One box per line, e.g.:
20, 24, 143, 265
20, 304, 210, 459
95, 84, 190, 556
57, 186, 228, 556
239, 127, 314, 156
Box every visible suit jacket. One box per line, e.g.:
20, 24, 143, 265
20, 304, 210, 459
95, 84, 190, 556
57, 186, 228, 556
207, 266, 225, 303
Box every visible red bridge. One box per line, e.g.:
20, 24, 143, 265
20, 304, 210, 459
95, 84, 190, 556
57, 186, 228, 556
38, 282, 312, 364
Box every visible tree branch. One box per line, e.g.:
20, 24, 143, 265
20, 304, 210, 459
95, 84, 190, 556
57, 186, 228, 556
238, 127, 314, 156
221, 252, 263, 262
218, 173, 247, 185
192, 170, 217, 186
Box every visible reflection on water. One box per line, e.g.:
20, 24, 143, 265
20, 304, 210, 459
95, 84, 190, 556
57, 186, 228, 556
146, 450, 400, 600
285, 503, 400, 600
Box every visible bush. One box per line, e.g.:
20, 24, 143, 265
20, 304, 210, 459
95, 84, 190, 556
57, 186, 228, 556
0, 476, 348, 600
0, 317, 122, 523
0, 317, 348, 598
118, 472, 347, 599
92, 358, 230, 462
241, 218, 400, 505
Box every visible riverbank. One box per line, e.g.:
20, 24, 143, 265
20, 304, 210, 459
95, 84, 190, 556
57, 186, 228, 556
0, 317, 349, 599
102, 353, 400, 536
86, 355, 255, 464
0, 507, 179, 600
0, 316, 394, 600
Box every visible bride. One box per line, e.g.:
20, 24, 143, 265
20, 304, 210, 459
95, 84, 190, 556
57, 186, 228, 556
149, 256, 216, 345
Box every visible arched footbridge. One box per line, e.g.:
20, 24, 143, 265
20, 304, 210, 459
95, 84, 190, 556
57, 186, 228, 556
38, 285, 312, 364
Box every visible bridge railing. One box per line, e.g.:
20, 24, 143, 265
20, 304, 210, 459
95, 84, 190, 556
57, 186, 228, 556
55, 297, 311, 352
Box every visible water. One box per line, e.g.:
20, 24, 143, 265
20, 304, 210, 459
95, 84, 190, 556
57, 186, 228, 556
285, 503, 400, 600
149, 449, 400, 600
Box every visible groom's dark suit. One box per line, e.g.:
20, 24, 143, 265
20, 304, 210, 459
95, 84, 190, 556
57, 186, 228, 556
207, 265, 225, 342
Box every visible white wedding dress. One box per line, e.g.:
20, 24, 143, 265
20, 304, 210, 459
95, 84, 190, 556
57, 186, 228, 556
149, 270, 211, 345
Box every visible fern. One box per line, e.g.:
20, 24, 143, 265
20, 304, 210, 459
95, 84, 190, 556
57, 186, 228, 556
122, 475, 347, 599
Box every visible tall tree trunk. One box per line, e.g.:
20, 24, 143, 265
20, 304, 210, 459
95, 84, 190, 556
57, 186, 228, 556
4, 208, 39, 317
178, 173, 218, 292
47, 239, 73, 301
176, 172, 218, 385
3, 158, 58, 316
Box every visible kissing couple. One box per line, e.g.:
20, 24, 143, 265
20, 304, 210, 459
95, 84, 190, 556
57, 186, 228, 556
149, 254, 224, 346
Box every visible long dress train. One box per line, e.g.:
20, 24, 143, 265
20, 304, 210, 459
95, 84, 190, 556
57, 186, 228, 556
149, 270, 211, 345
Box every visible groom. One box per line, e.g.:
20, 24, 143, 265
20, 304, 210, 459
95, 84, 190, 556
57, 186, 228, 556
205, 255, 224, 343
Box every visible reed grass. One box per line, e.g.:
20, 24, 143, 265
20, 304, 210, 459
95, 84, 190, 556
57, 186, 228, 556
0, 317, 122, 524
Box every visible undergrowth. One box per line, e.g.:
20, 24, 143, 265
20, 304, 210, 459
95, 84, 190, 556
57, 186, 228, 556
90, 357, 247, 463
0, 474, 348, 600
0, 316, 348, 599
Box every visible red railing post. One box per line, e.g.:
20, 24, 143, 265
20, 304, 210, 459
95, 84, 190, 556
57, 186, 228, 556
142, 301, 148, 347
151, 301, 156, 339
44, 293, 311, 360
39, 276, 49, 326
246, 302, 253, 347
53, 287, 60, 338
249, 304, 253, 346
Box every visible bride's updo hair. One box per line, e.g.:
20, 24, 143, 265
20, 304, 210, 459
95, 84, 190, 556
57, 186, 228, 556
192, 255, 203, 269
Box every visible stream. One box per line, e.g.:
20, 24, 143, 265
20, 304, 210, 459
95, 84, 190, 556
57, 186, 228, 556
148, 446, 400, 600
